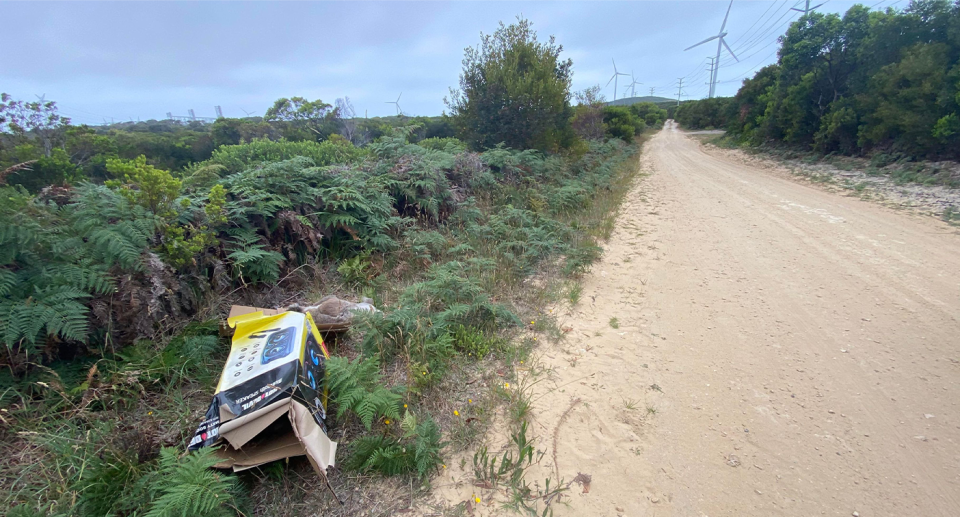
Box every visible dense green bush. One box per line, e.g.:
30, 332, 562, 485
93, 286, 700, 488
199, 137, 366, 175
447, 17, 575, 151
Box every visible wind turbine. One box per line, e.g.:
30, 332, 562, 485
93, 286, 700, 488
385, 92, 403, 116
241, 109, 254, 117
684, 0, 738, 98
791, 0, 824, 15
605, 60, 630, 101
623, 72, 643, 99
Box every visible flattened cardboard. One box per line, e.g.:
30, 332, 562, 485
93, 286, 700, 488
190, 306, 336, 477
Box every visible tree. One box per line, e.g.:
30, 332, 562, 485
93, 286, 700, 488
602, 106, 643, 142
571, 86, 607, 141
335, 97, 359, 144
0, 93, 71, 157
447, 17, 574, 151
264, 97, 339, 141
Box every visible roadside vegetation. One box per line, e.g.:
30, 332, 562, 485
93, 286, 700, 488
0, 17, 662, 516
675, 0, 960, 186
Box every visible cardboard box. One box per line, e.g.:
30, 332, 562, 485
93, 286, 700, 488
188, 306, 337, 478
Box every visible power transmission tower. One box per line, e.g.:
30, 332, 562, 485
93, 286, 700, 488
706, 57, 717, 97
676, 78, 684, 106
215, 106, 223, 118
791, 0, 824, 14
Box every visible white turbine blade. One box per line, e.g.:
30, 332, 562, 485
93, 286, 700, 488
720, 0, 734, 32
685, 34, 720, 51
790, 7, 804, 11
397, 92, 402, 102
721, 37, 739, 62
612, 58, 618, 73
811, 2, 825, 9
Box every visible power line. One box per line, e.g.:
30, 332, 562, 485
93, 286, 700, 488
732, 0, 803, 55
728, 0, 782, 48
722, 6, 801, 65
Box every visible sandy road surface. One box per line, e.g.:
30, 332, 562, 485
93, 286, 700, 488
512, 122, 960, 517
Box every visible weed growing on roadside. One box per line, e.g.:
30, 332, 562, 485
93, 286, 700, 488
473, 422, 567, 515
567, 284, 582, 306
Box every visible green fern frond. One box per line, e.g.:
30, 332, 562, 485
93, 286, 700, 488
144, 447, 240, 517
327, 356, 402, 430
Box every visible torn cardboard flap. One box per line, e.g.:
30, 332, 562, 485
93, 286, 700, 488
190, 306, 337, 478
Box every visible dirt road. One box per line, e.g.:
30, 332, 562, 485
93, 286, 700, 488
521, 122, 960, 516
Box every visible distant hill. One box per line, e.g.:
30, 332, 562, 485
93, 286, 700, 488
605, 96, 675, 107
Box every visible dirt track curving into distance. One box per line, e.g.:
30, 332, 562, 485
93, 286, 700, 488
520, 121, 960, 517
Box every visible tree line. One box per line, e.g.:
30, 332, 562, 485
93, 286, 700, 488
675, 0, 960, 161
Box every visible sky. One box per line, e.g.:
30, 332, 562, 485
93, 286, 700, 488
0, 0, 887, 125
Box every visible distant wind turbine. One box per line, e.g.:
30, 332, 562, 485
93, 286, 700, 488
684, 0, 739, 98
623, 72, 643, 99
605, 60, 630, 101
385, 92, 403, 116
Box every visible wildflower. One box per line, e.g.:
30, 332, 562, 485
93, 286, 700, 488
520, 360, 524, 364
404, 404, 408, 408
148, 411, 153, 416
385, 419, 391, 425
454, 410, 460, 416
422, 371, 427, 375
475, 495, 481, 504
530, 321, 535, 325
443, 464, 447, 469
468, 398, 473, 403
504, 382, 510, 389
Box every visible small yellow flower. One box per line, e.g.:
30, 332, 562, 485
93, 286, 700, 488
475, 496, 481, 504
148, 411, 153, 416
385, 419, 391, 425
442, 464, 447, 469
504, 382, 510, 389
404, 404, 408, 408
530, 321, 535, 325
454, 410, 460, 416
422, 371, 427, 375
468, 398, 473, 403
520, 360, 524, 364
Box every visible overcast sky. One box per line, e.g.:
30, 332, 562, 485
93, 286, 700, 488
2, 0, 880, 125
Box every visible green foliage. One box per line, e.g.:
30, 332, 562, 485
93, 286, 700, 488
472, 421, 564, 515
416, 137, 468, 153
225, 229, 284, 284
201, 137, 365, 175
344, 410, 444, 479
602, 106, 645, 142
0, 184, 158, 354
447, 17, 575, 151
327, 356, 402, 430
264, 96, 339, 142
4, 147, 79, 192
105, 155, 182, 216
145, 447, 242, 517
674, 97, 736, 130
